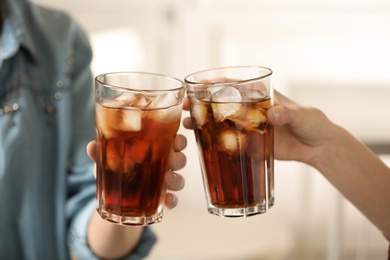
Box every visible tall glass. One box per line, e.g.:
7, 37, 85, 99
185, 66, 274, 217
95, 72, 185, 226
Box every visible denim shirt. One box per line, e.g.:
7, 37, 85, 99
0, 0, 156, 259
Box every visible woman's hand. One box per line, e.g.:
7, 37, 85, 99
182, 92, 336, 167
183, 91, 390, 239
265, 91, 336, 166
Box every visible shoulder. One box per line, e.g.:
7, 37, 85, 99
28, 3, 92, 58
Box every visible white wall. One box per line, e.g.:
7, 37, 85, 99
33, 0, 390, 259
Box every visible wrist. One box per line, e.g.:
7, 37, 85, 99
88, 212, 143, 259
308, 122, 347, 171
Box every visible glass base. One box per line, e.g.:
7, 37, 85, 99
208, 199, 274, 218
97, 208, 163, 226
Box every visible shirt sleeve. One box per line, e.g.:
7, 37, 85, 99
64, 20, 156, 259
67, 200, 157, 260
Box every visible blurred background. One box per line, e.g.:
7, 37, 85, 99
33, 0, 390, 259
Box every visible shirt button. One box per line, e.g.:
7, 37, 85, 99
12, 103, 19, 111
56, 80, 64, 88
54, 92, 63, 100
4, 105, 11, 113
43, 105, 56, 115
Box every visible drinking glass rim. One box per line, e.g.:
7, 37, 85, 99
184, 65, 273, 85
95, 71, 185, 92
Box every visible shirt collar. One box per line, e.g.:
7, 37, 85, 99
2, 0, 37, 61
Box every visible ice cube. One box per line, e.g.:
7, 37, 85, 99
147, 93, 181, 123
150, 92, 178, 109
114, 92, 151, 108
126, 139, 151, 164
101, 98, 122, 109
193, 86, 212, 101
210, 87, 245, 122
239, 88, 268, 102
130, 94, 151, 108
146, 105, 181, 124
211, 102, 246, 122
99, 97, 143, 133
193, 85, 225, 101
245, 107, 267, 124
211, 86, 242, 103
115, 92, 138, 104
105, 140, 122, 172
194, 89, 212, 101
209, 85, 225, 95
163, 105, 182, 123
191, 102, 209, 127
108, 108, 143, 132
96, 103, 116, 139
217, 129, 247, 155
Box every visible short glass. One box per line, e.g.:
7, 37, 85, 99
95, 72, 185, 226
185, 66, 274, 217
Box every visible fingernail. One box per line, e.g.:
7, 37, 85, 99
167, 194, 178, 208
168, 172, 177, 185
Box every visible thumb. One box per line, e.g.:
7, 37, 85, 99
86, 140, 97, 162
266, 105, 292, 126
267, 105, 307, 129
267, 104, 329, 135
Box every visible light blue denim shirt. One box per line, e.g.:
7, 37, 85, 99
0, 0, 156, 259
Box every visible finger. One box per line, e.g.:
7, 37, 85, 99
86, 140, 98, 179
173, 134, 187, 152
183, 97, 190, 111
164, 171, 185, 191
268, 90, 305, 126
266, 105, 299, 126
267, 104, 325, 135
183, 117, 194, 129
86, 140, 97, 162
168, 151, 187, 170
164, 193, 178, 210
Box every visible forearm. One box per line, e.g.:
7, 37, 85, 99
88, 211, 143, 259
313, 125, 390, 237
